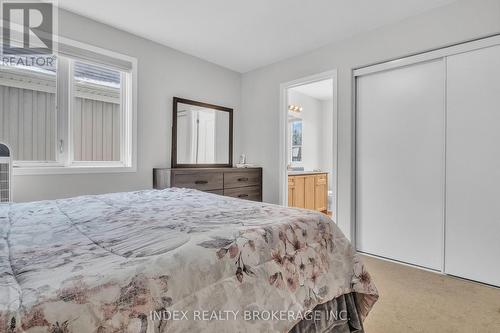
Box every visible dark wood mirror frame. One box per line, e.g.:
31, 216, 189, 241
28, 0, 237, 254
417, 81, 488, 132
172, 97, 233, 168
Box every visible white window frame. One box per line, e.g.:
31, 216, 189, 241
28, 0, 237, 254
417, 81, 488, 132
12, 37, 137, 175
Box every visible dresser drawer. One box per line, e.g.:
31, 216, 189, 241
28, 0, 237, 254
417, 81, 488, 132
172, 172, 223, 191
224, 171, 261, 189
224, 186, 262, 201
206, 189, 224, 195
153, 167, 263, 202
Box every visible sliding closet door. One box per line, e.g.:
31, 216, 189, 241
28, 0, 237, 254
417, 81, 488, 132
356, 60, 445, 270
445, 45, 500, 286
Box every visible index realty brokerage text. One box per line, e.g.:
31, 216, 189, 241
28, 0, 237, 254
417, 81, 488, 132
150, 310, 349, 322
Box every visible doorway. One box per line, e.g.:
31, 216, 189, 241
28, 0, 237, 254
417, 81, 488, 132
279, 71, 338, 219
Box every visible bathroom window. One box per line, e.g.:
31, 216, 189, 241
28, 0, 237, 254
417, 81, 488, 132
290, 120, 302, 163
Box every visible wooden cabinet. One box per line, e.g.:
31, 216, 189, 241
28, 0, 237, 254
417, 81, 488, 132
288, 173, 328, 212
287, 177, 295, 207
304, 176, 315, 210
314, 174, 328, 212
153, 167, 263, 202
288, 176, 305, 208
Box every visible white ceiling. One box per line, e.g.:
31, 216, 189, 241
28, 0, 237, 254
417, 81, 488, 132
290, 79, 334, 101
59, 0, 457, 73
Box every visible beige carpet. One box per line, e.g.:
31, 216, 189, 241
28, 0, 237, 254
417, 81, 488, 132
360, 254, 500, 333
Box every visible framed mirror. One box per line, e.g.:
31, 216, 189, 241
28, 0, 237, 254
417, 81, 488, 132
172, 97, 233, 168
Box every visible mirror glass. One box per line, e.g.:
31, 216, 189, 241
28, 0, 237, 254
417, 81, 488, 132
176, 102, 230, 165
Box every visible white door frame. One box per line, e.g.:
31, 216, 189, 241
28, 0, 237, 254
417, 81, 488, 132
279, 70, 338, 214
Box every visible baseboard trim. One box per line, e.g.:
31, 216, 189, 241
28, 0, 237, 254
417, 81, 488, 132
357, 251, 500, 290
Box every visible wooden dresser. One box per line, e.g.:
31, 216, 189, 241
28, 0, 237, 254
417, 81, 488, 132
288, 172, 328, 212
153, 167, 263, 202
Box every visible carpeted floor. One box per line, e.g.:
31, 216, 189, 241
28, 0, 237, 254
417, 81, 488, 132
360, 254, 500, 333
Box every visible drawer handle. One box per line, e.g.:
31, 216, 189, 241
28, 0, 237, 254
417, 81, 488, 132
238, 194, 249, 198
195, 180, 208, 185
238, 177, 249, 182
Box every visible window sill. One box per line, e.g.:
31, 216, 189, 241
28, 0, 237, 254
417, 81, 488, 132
13, 165, 137, 176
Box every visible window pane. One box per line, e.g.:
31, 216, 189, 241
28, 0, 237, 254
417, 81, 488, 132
72, 61, 122, 161
0, 57, 57, 161
291, 121, 302, 146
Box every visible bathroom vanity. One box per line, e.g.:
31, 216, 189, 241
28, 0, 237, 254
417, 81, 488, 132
287, 172, 328, 213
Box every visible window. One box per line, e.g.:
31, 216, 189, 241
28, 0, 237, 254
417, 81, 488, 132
290, 120, 302, 163
0, 58, 57, 163
0, 41, 136, 174
71, 61, 122, 162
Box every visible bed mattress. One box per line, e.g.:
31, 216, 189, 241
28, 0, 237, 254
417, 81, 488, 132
0, 188, 377, 332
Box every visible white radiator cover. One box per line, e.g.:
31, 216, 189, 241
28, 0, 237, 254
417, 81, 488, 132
0, 143, 12, 202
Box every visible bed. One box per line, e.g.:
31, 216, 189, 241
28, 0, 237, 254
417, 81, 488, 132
0, 188, 378, 332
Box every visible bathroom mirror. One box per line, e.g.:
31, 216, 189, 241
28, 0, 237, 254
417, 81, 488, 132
172, 97, 233, 168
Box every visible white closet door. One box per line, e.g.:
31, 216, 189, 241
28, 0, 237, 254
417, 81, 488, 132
356, 60, 445, 270
445, 45, 500, 286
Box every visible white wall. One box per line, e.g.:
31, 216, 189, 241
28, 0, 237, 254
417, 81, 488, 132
237, 0, 500, 239
11, 9, 241, 202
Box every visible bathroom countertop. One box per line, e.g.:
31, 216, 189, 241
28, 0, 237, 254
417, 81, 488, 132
287, 171, 328, 176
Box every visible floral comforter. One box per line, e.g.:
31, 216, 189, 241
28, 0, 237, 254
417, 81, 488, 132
0, 188, 378, 332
